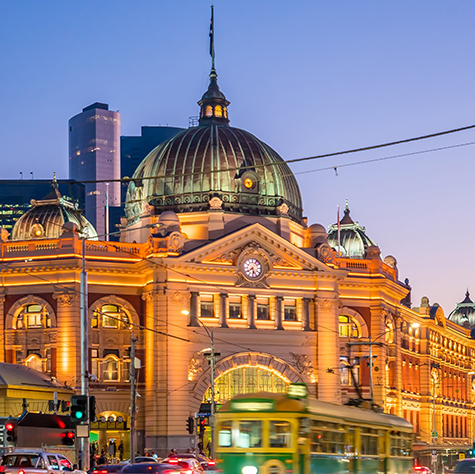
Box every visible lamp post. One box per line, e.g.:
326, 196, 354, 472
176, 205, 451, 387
182, 310, 218, 458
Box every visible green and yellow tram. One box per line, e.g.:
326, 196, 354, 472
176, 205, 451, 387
215, 387, 413, 474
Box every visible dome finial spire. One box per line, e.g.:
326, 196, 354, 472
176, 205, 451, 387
198, 5, 230, 126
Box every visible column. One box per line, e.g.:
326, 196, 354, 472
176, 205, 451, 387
188, 292, 199, 327
316, 296, 341, 403
369, 305, 387, 408
394, 319, 404, 418
302, 298, 311, 331
275, 296, 283, 330
0, 295, 4, 362
247, 295, 256, 329
53, 290, 80, 386
219, 293, 228, 328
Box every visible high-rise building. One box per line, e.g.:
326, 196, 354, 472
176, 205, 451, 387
69, 102, 121, 238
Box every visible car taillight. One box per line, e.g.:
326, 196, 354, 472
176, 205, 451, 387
18, 470, 25, 474
180, 470, 192, 474
168, 460, 179, 464
207, 462, 216, 466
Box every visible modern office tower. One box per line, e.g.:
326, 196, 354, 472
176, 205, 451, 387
120, 126, 184, 211
0, 179, 85, 234
69, 103, 121, 238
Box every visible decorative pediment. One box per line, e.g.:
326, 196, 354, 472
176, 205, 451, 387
182, 223, 339, 276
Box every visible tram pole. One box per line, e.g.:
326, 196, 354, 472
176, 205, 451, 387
130, 332, 138, 463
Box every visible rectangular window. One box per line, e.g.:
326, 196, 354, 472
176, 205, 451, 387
256, 298, 270, 320
218, 420, 233, 447
284, 300, 297, 321
229, 297, 242, 319
200, 295, 215, 318
27, 313, 42, 328
270, 420, 292, 448
102, 314, 119, 328
237, 420, 262, 448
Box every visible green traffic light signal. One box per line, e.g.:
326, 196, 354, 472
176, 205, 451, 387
70, 395, 88, 424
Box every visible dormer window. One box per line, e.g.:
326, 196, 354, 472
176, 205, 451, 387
215, 105, 223, 118
205, 105, 213, 117
223, 107, 228, 118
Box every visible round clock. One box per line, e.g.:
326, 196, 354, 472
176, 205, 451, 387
243, 257, 262, 279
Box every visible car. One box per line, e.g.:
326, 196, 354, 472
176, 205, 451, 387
455, 459, 475, 473
89, 464, 126, 474
0, 452, 86, 474
413, 467, 431, 474
162, 459, 203, 474
166, 454, 217, 472
121, 463, 182, 474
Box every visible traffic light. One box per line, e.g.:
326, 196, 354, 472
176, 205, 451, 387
186, 416, 194, 434
198, 417, 208, 434
89, 396, 96, 422
70, 395, 88, 423
61, 400, 70, 413
61, 431, 75, 446
5, 421, 16, 446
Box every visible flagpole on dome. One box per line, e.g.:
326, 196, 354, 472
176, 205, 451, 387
337, 204, 341, 256
209, 5, 215, 73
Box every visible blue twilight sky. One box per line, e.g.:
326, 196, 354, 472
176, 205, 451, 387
1, 1, 475, 315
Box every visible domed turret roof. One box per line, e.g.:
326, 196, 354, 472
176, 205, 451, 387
327, 202, 377, 258
447, 290, 475, 327
12, 177, 97, 241
125, 69, 303, 225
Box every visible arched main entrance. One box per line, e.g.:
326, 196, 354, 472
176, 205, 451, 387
203, 365, 289, 404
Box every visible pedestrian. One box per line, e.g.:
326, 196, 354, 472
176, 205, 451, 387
118, 441, 124, 462
152, 451, 158, 460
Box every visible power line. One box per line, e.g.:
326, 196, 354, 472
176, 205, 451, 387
66, 123, 475, 186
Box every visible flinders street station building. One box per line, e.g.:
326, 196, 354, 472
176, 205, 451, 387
1, 63, 475, 469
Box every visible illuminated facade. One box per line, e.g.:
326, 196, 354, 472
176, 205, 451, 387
1, 64, 475, 469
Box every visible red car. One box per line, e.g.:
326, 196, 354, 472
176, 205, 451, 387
163, 458, 203, 474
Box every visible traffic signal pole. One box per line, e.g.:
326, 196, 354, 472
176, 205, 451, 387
130, 332, 138, 464
80, 235, 90, 470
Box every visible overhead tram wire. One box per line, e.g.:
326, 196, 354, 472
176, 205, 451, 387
67, 123, 475, 187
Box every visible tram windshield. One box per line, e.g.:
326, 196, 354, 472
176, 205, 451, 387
237, 420, 262, 448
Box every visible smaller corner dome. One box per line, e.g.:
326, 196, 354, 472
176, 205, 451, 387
158, 211, 180, 225
327, 203, 377, 258
447, 290, 475, 327
11, 180, 97, 241
308, 223, 327, 235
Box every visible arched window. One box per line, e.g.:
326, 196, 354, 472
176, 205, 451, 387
339, 315, 358, 337
204, 366, 288, 404
214, 105, 223, 117
385, 321, 395, 343
223, 107, 228, 118
103, 356, 119, 381
92, 304, 130, 329
205, 105, 213, 117
25, 354, 43, 372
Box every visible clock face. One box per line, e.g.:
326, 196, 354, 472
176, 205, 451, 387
243, 258, 262, 279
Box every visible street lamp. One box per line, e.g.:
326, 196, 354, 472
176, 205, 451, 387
181, 310, 219, 458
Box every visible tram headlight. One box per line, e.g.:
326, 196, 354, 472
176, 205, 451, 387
242, 466, 258, 474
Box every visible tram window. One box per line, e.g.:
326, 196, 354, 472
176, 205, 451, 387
218, 421, 233, 447
270, 420, 291, 448
310, 421, 345, 454
361, 428, 379, 455
237, 420, 262, 448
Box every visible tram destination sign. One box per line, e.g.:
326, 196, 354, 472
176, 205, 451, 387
231, 399, 275, 412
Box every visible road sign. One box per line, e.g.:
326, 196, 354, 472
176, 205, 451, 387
460, 453, 466, 460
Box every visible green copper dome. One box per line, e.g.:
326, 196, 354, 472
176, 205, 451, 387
125, 71, 303, 224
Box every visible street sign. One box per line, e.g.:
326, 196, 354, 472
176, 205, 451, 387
459, 453, 466, 460
432, 432, 438, 438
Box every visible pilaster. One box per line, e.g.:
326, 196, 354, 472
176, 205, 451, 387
53, 290, 80, 386
189, 292, 199, 327
275, 296, 283, 330
302, 298, 311, 331
219, 293, 228, 328
0, 294, 5, 363
247, 295, 256, 329
316, 296, 341, 403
